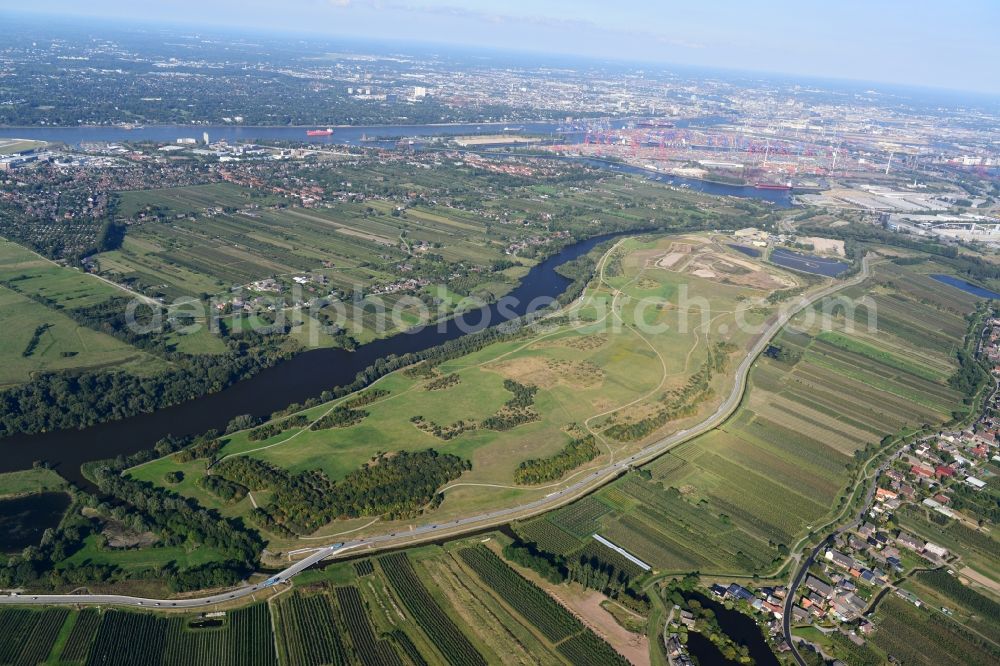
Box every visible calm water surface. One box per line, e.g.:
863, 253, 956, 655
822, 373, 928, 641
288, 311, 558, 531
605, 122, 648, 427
685, 591, 780, 666
0, 492, 70, 552
769, 247, 849, 276
931, 274, 1000, 299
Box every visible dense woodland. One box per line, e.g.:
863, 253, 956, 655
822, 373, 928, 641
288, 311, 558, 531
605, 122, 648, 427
948, 306, 993, 403
480, 380, 541, 431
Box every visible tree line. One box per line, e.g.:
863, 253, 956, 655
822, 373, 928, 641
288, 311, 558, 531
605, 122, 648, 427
0, 289, 295, 439
514, 434, 599, 485
204, 449, 471, 536
502, 536, 650, 614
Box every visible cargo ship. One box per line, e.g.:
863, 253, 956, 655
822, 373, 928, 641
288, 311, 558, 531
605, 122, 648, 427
637, 119, 675, 128
306, 128, 334, 136
754, 182, 792, 190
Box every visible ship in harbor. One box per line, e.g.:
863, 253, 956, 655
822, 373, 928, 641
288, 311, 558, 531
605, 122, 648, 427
636, 119, 675, 128
754, 181, 792, 190
306, 128, 334, 136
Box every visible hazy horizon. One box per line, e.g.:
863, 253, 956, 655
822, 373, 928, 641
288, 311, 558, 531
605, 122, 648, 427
4, 0, 999, 96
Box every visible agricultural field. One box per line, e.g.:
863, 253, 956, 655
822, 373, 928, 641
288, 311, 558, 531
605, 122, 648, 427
895, 506, 1000, 587
0, 608, 68, 665
0, 239, 164, 387
0, 604, 276, 666
273, 590, 352, 666
0, 531, 635, 664
116, 182, 273, 218
869, 595, 999, 666
528, 257, 978, 576
901, 570, 1000, 641
95, 160, 772, 345
281, 537, 635, 665
97, 191, 536, 344
130, 232, 800, 545
97, 203, 416, 300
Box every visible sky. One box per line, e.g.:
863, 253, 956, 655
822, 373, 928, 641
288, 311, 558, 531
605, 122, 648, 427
6, 0, 1000, 94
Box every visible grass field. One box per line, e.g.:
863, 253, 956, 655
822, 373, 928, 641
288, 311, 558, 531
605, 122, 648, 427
0, 138, 45, 154
57, 533, 229, 571
0, 239, 164, 387
528, 257, 977, 576
129, 232, 798, 545
0, 467, 67, 497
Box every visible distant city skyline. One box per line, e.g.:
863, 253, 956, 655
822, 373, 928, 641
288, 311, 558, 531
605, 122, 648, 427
5, 0, 1000, 95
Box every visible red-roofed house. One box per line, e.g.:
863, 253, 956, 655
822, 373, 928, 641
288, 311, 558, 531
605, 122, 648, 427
911, 465, 934, 478
876, 488, 898, 501
935, 465, 956, 479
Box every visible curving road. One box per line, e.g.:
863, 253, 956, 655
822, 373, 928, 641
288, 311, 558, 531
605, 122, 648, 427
782, 331, 998, 666
2, 256, 870, 609
781, 451, 899, 666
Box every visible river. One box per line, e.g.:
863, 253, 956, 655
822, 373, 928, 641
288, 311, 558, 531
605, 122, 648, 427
0, 232, 617, 488
572, 158, 792, 207
0, 125, 791, 487
0, 120, 586, 147
0, 118, 725, 146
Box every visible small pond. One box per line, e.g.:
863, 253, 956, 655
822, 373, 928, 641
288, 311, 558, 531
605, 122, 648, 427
0, 492, 71, 552
684, 591, 780, 666
730, 244, 762, 258
931, 274, 1000, 299
769, 247, 849, 277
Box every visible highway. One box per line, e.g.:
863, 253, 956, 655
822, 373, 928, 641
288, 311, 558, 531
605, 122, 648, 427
1, 256, 870, 609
